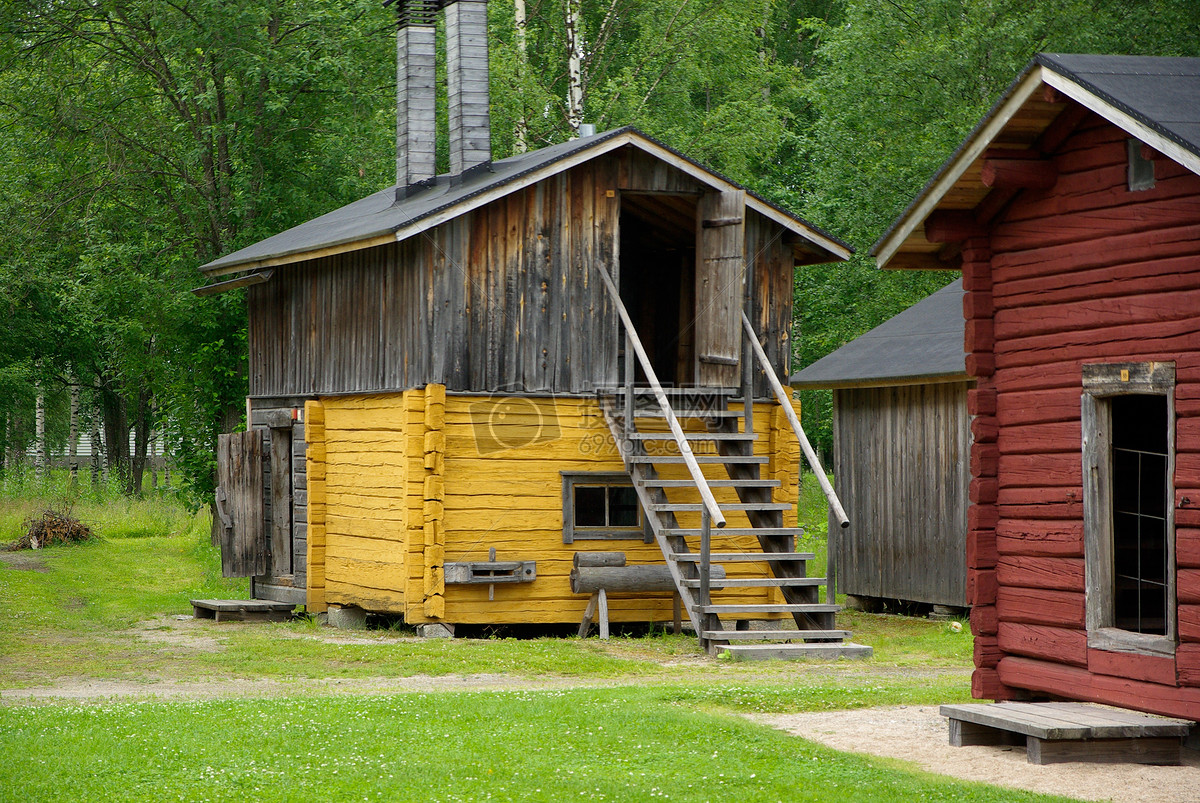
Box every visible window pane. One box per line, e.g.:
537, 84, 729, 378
1109, 393, 1170, 636
1140, 453, 1167, 518
1113, 449, 1139, 514
574, 486, 606, 527
608, 486, 640, 527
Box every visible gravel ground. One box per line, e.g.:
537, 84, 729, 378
750, 705, 1200, 803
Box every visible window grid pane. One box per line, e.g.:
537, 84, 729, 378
1110, 395, 1169, 636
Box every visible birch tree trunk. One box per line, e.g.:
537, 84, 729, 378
34, 384, 46, 479
514, 0, 529, 153
69, 377, 80, 485
565, 0, 584, 136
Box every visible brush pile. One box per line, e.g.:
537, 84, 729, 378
6, 510, 97, 551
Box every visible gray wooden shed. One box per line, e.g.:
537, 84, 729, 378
791, 280, 971, 608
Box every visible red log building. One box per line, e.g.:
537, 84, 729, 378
874, 54, 1200, 720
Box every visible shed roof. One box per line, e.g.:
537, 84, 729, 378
873, 54, 1200, 271
202, 126, 851, 277
789, 280, 965, 389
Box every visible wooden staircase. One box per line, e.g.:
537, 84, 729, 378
600, 387, 872, 661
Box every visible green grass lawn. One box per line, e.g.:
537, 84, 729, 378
0, 474, 1079, 802
0, 689, 1077, 803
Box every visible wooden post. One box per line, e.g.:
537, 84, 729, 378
741, 321, 754, 437
673, 594, 682, 635
597, 587, 609, 639
699, 508, 711, 614
624, 328, 634, 439
579, 592, 599, 637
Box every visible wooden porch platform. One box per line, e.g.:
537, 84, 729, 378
191, 599, 297, 623
941, 702, 1192, 765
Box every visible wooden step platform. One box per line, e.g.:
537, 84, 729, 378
191, 599, 297, 623
941, 702, 1193, 765
715, 642, 873, 661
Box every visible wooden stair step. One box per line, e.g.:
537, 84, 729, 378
697, 603, 840, 614
628, 454, 768, 464
639, 478, 779, 489
669, 551, 814, 562
625, 409, 744, 419
681, 577, 822, 589
713, 643, 874, 661
662, 527, 802, 537
702, 629, 851, 640
626, 431, 754, 441
649, 502, 791, 513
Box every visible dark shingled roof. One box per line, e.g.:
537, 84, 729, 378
202, 126, 850, 274
1037, 53, 1200, 160
789, 280, 965, 388
872, 53, 1200, 260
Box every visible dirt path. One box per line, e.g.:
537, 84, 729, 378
750, 706, 1200, 803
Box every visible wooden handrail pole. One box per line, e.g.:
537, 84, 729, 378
623, 328, 634, 439
740, 312, 849, 529
597, 266, 726, 527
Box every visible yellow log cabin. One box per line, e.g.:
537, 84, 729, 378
195, 0, 867, 658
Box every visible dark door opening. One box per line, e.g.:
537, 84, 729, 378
618, 193, 697, 387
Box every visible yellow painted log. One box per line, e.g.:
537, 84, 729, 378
424, 594, 445, 619
325, 581, 405, 613
305, 400, 325, 426
423, 429, 445, 455
423, 564, 443, 596
308, 442, 327, 463
423, 474, 444, 501
423, 519, 442, 547
323, 536, 406, 564
326, 556, 407, 593
422, 499, 445, 522
426, 543, 445, 567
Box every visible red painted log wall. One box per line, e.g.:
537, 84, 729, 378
965, 108, 1200, 718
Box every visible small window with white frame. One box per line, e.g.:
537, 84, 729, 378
1082, 361, 1176, 656
561, 472, 650, 543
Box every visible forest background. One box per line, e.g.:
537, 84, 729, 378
2, 0, 1198, 507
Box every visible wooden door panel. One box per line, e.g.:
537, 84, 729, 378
216, 430, 267, 577
269, 426, 293, 575
695, 190, 745, 386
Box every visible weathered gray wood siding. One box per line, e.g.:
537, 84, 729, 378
832, 380, 972, 606
247, 146, 795, 398
745, 208, 796, 398
247, 397, 309, 604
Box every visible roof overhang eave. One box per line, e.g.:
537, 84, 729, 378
789, 370, 971, 390
872, 66, 1047, 271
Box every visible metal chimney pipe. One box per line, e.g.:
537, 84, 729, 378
395, 0, 438, 198
445, 0, 491, 177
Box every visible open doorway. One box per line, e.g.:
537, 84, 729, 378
618, 193, 697, 387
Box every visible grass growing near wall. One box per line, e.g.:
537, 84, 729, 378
0, 689, 1075, 803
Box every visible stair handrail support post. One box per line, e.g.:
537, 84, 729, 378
623, 328, 635, 440
597, 265, 725, 528
699, 508, 712, 608
740, 322, 754, 438
739, 312, 848, 529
